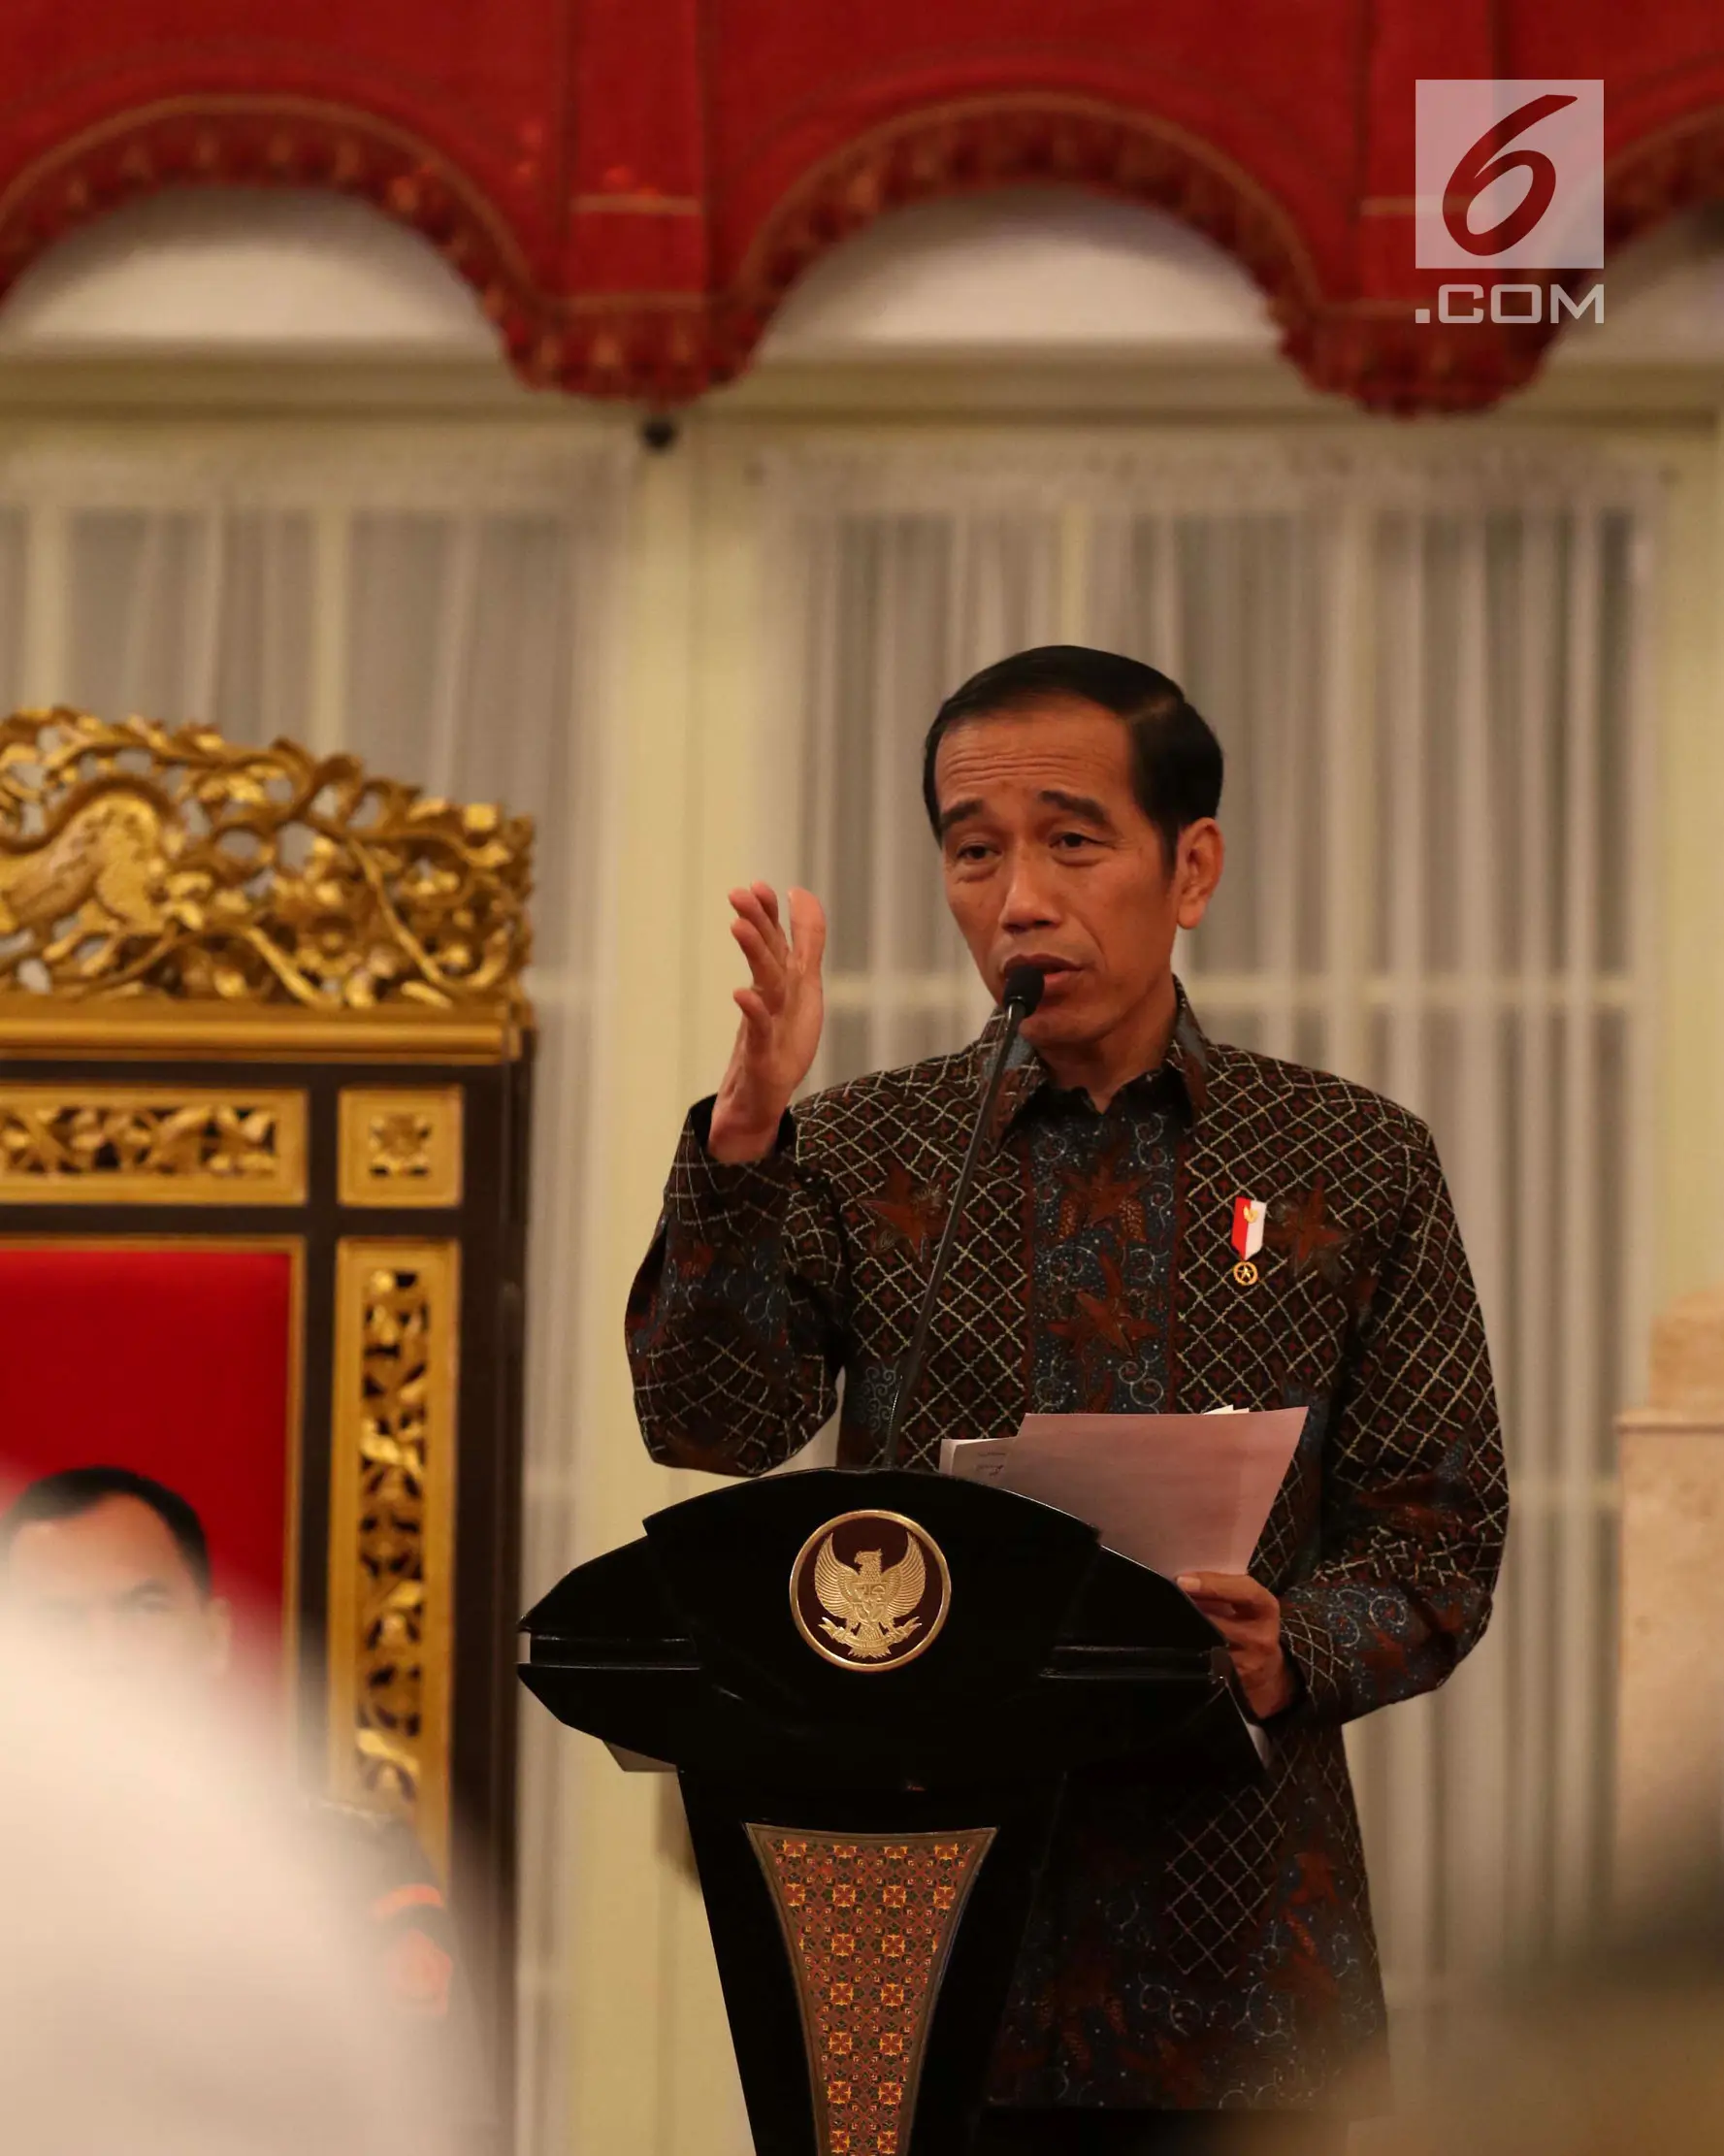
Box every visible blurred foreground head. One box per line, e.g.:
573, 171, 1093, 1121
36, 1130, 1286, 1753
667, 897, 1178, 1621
0, 1632, 467, 2156
0, 1465, 231, 1685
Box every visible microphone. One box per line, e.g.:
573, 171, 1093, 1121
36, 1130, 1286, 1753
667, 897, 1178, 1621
1000, 961, 1047, 1023
875, 962, 1046, 1468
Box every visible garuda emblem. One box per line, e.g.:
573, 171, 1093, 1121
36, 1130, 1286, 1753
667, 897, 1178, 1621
815, 1533, 925, 1658
789, 1510, 950, 1673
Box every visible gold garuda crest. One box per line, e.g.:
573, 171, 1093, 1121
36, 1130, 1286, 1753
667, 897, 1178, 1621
789, 1509, 950, 1673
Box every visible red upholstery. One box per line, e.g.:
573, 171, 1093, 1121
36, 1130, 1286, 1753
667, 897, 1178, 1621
0, 1246, 296, 1682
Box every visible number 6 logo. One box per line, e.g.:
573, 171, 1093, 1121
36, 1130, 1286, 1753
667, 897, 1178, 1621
1415, 81, 1603, 271
1444, 92, 1576, 256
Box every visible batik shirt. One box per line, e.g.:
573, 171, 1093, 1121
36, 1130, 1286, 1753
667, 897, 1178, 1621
626, 987, 1507, 2112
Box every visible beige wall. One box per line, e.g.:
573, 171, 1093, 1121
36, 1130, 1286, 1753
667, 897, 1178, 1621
1653, 424, 1724, 1306
557, 432, 774, 2156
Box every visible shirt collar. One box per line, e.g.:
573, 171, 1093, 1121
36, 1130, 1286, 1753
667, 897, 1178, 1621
979, 976, 1211, 1142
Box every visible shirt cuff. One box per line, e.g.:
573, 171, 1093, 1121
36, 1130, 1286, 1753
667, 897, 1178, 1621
665, 1097, 798, 1235
1275, 1597, 1351, 1725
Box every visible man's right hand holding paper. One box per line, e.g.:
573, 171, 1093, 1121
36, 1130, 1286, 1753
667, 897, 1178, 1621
706, 883, 828, 1164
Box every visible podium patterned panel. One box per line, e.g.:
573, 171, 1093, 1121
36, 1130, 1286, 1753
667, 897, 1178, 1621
749, 1825, 994, 2156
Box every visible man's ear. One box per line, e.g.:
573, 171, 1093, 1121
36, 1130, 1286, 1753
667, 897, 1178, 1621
1175, 820, 1224, 931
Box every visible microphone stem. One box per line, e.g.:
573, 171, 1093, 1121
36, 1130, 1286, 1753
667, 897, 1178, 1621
876, 999, 1031, 1470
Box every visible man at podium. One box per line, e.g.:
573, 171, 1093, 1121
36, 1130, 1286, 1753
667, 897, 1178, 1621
628, 647, 1507, 2153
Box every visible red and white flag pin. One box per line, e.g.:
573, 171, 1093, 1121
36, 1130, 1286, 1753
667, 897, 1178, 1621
1230, 1196, 1265, 1286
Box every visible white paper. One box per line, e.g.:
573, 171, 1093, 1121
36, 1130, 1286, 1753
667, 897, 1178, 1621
940, 1408, 1307, 1579
937, 1436, 1015, 1484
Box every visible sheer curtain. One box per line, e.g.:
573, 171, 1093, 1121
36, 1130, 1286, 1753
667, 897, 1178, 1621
759, 491, 1063, 1084
0, 437, 623, 2156
761, 439, 1659, 2067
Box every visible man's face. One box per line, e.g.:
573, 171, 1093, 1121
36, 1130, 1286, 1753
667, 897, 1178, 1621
0, 1495, 230, 1685
934, 699, 1222, 1054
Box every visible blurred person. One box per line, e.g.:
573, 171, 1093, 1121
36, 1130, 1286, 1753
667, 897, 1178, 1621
0, 1464, 478, 2066
629, 645, 1508, 2152
0, 1622, 467, 2156
0, 1463, 232, 1686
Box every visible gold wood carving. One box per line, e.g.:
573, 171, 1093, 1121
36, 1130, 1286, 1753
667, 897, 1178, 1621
0, 707, 532, 1012
339, 1087, 465, 1209
0, 994, 522, 1062
0, 1084, 308, 1204
329, 1239, 460, 1874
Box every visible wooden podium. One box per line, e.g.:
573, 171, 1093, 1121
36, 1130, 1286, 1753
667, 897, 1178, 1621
521, 1466, 1264, 2156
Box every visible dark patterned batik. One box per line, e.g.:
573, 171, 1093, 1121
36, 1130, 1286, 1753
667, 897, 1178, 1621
626, 984, 1508, 2113
1023, 1081, 1179, 1418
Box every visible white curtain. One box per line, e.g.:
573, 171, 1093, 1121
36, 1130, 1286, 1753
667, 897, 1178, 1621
762, 440, 1659, 2072
761, 497, 1062, 1084
0, 438, 623, 2156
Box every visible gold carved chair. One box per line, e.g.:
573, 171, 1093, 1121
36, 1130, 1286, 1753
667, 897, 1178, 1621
0, 707, 534, 2104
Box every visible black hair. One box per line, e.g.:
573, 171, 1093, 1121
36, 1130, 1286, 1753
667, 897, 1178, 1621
921, 644, 1224, 866
0, 1464, 213, 1597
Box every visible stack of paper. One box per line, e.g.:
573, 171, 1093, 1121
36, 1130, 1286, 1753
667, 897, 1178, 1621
939, 1408, 1306, 1579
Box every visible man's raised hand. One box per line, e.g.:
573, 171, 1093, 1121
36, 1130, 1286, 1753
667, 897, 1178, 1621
706, 884, 828, 1163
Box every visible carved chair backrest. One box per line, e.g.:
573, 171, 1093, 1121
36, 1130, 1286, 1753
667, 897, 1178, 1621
0, 707, 536, 2074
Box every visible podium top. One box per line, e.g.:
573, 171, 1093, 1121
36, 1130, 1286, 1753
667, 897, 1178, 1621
522, 1468, 1261, 1791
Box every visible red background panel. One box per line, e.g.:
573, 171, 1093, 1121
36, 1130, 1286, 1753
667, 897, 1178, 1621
0, 1245, 297, 1684
0, 3, 1716, 408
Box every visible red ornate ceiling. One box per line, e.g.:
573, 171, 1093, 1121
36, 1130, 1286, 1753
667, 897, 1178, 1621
0, 2, 1718, 411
